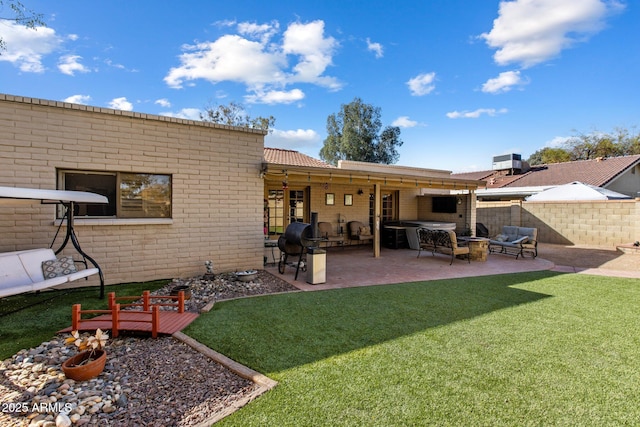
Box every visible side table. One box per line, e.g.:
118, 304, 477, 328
459, 237, 489, 262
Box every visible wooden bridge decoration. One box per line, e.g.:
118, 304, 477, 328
59, 290, 199, 338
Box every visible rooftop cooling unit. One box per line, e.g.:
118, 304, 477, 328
492, 153, 522, 171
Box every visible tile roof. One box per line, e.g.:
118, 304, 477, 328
264, 147, 335, 168
452, 155, 640, 188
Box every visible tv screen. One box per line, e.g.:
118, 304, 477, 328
432, 196, 457, 213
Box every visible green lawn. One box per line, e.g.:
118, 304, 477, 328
2, 272, 639, 426
184, 271, 640, 426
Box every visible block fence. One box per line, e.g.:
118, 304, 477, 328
477, 199, 640, 247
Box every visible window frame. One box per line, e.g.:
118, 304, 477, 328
58, 169, 172, 221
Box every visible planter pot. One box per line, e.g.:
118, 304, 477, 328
170, 285, 192, 300
61, 349, 106, 381
235, 270, 258, 282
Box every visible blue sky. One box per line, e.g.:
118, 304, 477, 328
1, 0, 637, 172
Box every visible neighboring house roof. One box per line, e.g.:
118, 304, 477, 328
453, 154, 640, 189
264, 147, 335, 168
526, 181, 631, 201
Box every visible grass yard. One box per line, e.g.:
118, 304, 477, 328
0, 280, 168, 359
184, 271, 640, 426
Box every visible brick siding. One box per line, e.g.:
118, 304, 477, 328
0, 95, 266, 286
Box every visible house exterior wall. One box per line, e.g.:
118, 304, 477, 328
606, 163, 640, 198
397, 189, 420, 221
477, 199, 639, 247
417, 195, 469, 232
0, 94, 265, 287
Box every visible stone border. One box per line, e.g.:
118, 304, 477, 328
172, 331, 278, 425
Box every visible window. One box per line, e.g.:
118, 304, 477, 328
267, 189, 284, 235
59, 170, 172, 218
289, 190, 305, 223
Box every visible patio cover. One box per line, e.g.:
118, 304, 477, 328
526, 181, 631, 201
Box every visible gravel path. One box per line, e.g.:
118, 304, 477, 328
0, 270, 298, 426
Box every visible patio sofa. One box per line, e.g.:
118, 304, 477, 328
416, 228, 470, 265
347, 221, 374, 245
488, 226, 538, 259
0, 248, 99, 298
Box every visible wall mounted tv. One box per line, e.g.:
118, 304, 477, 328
432, 196, 457, 213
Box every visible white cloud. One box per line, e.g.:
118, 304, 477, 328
155, 98, 171, 108
165, 35, 287, 89
407, 72, 436, 96
104, 59, 125, 70
58, 54, 90, 76
482, 70, 527, 93
164, 20, 341, 103
392, 116, 418, 128
159, 108, 202, 121
545, 136, 572, 147
265, 128, 321, 150
480, 0, 624, 68
282, 21, 340, 88
0, 23, 60, 72
63, 94, 91, 105
108, 97, 133, 111
366, 38, 383, 58
446, 108, 508, 119
245, 88, 305, 105
237, 20, 280, 44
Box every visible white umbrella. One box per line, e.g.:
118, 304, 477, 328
526, 181, 631, 201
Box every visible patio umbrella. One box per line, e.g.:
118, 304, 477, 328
526, 181, 632, 201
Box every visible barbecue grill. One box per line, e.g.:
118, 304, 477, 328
278, 222, 322, 280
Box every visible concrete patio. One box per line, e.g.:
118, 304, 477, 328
266, 243, 639, 291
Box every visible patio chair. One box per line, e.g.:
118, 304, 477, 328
318, 222, 344, 248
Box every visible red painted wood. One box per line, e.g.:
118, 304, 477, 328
59, 291, 198, 337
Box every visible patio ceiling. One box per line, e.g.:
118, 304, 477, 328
262, 162, 484, 191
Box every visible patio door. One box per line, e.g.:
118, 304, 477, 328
288, 189, 307, 223
370, 191, 398, 226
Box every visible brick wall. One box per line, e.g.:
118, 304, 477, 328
0, 94, 266, 286
417, 195, 469, 231
478, 199, 639, 247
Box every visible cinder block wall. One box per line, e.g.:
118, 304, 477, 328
0, 94, 265, 286
477, 199, 639, 247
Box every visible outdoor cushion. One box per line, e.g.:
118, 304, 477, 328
512, 236, 529, 245
42, 256, 78, 279
0, 248, 100, 298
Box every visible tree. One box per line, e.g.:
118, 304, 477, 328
527, 147, 571, 165
0, 1, 45, 53
200, 101, 275, 132
320, 97, 403, 165
527, 127, 640, 165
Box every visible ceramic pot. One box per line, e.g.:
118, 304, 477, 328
170, 285, 192, 300
61, 349, 106, 381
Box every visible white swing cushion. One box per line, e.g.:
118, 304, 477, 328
0, 248, 98, 298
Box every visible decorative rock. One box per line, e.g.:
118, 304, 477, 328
55, 413, 71, 427
0, 271, 295, 426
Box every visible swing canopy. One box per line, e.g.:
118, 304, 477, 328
0, 185, 108, 298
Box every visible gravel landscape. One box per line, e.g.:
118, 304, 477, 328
0, 271, 298, 426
